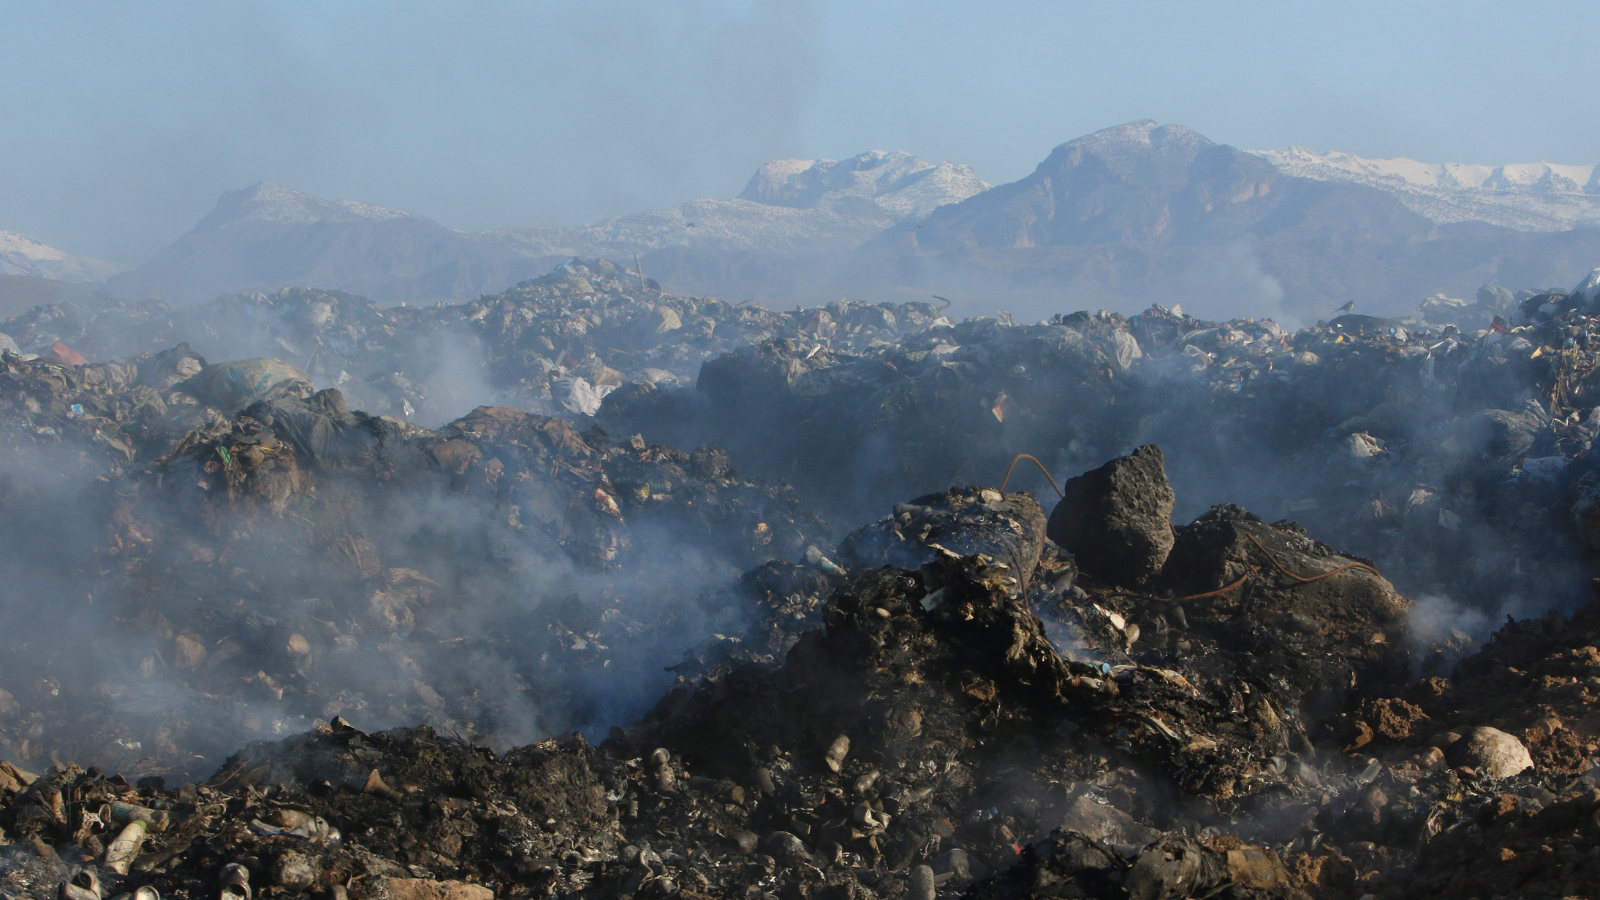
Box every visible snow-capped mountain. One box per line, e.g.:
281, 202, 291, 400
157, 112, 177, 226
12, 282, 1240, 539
111, 152, 987, 302
0, 231, 121, 282
1251, 147, 1600, 232
736, 151, 987, 219
491, 151, 987, 259
201, 181, 435, 227
872, 120, 1600, 323
98, 125, 1600, 319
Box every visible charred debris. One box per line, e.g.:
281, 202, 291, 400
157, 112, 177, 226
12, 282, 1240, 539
5, 262, 1600, 899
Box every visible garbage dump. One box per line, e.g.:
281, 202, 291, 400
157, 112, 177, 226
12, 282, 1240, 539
0, 259, 940, 427
6, 442, 1600, 900
0, 343, 834, 779
603, 279, 1600, 620
6, 259, 1600, 899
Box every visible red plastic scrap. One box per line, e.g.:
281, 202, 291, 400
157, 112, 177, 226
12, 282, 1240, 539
50, 342, 86, 366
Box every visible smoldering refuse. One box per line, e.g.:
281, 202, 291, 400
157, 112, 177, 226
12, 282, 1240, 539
0, 441, 1594, 900
0, 372, 832, 779
4, 258, 1600, 898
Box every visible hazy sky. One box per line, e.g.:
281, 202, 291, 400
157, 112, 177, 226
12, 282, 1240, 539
3, 0, 1597, 264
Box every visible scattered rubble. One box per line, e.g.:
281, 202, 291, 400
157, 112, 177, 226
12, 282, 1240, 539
605, 282, 1600, 621
6, 443, 1596, 899
0, 260, 939, 427
6, 259, 1600, 899
0, 372, 831, 780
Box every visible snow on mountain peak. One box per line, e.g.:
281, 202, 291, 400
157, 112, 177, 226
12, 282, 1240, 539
1252, 146, 1600, 231
0, 230, 121, 282
1064, 120, 1215, 155
737, 150, 988, 219
208, 182, 430, 228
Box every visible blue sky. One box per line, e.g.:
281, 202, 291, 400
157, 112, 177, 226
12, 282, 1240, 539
2, 0, 1597, 263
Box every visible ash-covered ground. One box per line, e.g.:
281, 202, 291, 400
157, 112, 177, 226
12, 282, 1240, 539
5, 260, 1600, 899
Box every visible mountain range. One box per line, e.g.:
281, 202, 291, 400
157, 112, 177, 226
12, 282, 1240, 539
4, 123, 1598, 325
102, 151, 988, 304
1254, 147, 1600, 232
868, 121, 1600, 321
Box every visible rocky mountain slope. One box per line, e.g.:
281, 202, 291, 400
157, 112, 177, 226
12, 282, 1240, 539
866, 121, 1600, 323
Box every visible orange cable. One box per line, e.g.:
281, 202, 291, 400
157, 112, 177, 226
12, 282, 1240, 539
1000, 454, 1064, 498
1245, 533, 1379, 583
1178, 567, 1258, 600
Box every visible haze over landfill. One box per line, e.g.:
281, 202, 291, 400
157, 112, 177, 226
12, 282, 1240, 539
3, 4, 1600, 900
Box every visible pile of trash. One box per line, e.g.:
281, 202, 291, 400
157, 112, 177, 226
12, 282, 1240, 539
0, 357, 835, 780
7, 259, 1600, 899
6, 445, 1600, 899
15, 257, 1600, 624
0, 343, 214, 477
0, 260, 947, 425
602, 273, 1600, 621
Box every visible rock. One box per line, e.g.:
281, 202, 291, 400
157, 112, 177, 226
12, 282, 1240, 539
1530, 713, 1563, 734
1573, 711, 1600, 738
909, 864, 936, 900
1446, 727, 1534, 779
1047, 444, 1175, 583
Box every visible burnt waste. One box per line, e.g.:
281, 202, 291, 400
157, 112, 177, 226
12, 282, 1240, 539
4, 260, 1600, 899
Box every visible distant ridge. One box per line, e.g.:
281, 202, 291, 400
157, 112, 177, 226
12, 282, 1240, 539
864, 120, 1600, 321
1253, 146, 1600, 232
99, 123, 1600, 322
108, 152, 987, 304
107, 182, 543, 303
0, 231, 121, 283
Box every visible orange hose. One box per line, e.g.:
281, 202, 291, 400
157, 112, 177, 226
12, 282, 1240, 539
1178, 567, 1257, 600
1246, 533, 1379, 583
1000, 454, 1064, 498
1169, 534, 1379, 602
